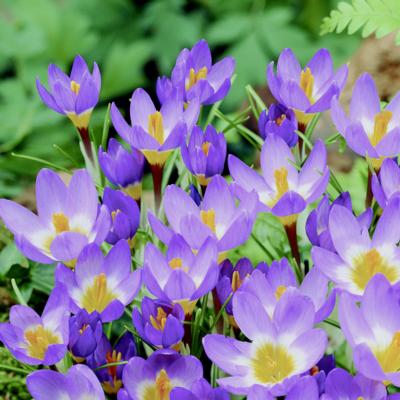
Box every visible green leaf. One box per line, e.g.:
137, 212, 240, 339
30, 263, 55, 295
207, 14, 251, 45
0, 242, 28, 276
321, 0, 400, 44
101, 40, 152, 99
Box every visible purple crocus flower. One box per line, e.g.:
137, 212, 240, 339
68, 309, 102, 360
132, 296, 184, 349
216, 258, 259, 316
111, 88, 199, 166
120, 349, 203, 400
157, 39, 235, 106
98, 138, 145, 201
312, 198, 400, 295
143, 234, 218, 315
0, 285, 69, 365
248, 376, 319, 400
339, 274, 400, 386
26, 364, 105, 400
331, 73, 400, 170
258, 103, 298, 147
181, 125, 227, 186
321, 368, 387, 400
102, 188, 140, 245
306, 192, 372, 252
239, 260, 335, 325
36, 55, 101, 130
0, 168, 110, 266
372, 158, 400, 209
171, 378, 230, 400
203, 290, 327, 396
87, 332, 136, 395
267, 48, 348, 128
148, 175, 258, 254
229, 135, 329, 226
56, 240, 141, 322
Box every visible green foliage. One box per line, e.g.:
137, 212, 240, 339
321, 0, 400, 44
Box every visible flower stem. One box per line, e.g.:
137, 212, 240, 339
77, 127, 94, 163
284, 221, 301, 268
212, 288, 223, 334
365, 168, 373, 208
150, 164, 164, 212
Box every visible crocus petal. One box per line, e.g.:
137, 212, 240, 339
277, 48, 301, 82
50, 232, 88, 262
130, 88, 156, 131
36, 80, 63, 113
110, 103, 133, 143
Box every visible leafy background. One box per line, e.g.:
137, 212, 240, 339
0, 0, 368, 397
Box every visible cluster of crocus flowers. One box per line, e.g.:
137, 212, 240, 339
5, 40, 400, 400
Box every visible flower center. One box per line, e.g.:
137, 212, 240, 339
374, 331, 400, 374
52, 212, 70, 234
274, 285, 287, 300
111, 209, 121, 221
351, 248, 398, 291
370, 110, 392, 146
275, 114, 286, 126
169, 257, 183, 269
274, 167, 289, 201
148, 111, 165, 145
81, 273, 116, 313
200, 209, 216, 233
144, 369, 172, 400
24, 325, 60, 360
231, 270, 244, 292
300, 67, 314, 101
70, 80, 80, 95
150, 307, 168, 331
186, 67, 208, 91
201, 141, 211, 156
79, 324, 89, 334
252, 343, 295, 384
102, 350, 123, 394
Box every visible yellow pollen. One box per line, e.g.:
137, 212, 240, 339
52, 213, 70, 234
231, 270, 243, 292
111, 209, 121, 221
275, 114, 286, 126
351, 248, 398, 291
70, 80, 80, 95
169, 257, 183, 270
252, 343, 295, 384
374, 331, 400, 374
300, 67, 314, 101
370, 110, 393, 146
79, 324, 89, 335
148, 111, 165, 145
144, 369, 172, 400
186, 67, 208, 91
24, 325, 60, 360
274, 167, 289, 200
81, 273, 116, 313
275, 285, 287, 300
310, 365, 319, 376
200, 209, 216, 233
150, 307, 168, 331
201, 141, 211, 156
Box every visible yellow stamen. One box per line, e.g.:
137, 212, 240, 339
186, 67, 208, 91
81, 273, 116, 313
24, 325, 60, 360
143, 369, 172, 400
102, 350, 123, 394
148, 111, 165, 145
70, 80, 80, 95
276, 114, 286, 126
370, 110, 393, 146
274, 285, 287, 300
52, 213, 70, 234
374, 331, 400, 374
274, 167, 289, 200
169, 257, 183, 270
150, 307, 168, 331
352, 248, 398, 291
79, 324, 89, 335
231, 270, 243, 292
111, 210, 121, 221
300, 67, 314, 100
201, 142, 211, 156
310, 365, 319, 376
252, 343, 295, 384
200, 209, 216, 233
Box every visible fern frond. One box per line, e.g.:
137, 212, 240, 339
321, 0, 400, 44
